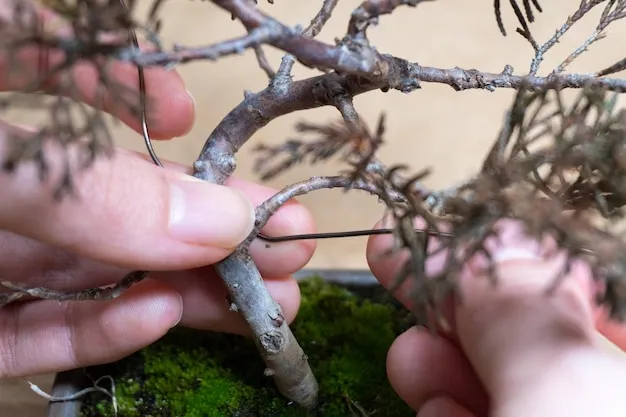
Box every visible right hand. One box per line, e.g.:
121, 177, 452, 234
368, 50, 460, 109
367, 219, 626, 417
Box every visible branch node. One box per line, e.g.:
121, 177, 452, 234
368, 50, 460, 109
259, 331, 285, 354
385, 56, 421, 93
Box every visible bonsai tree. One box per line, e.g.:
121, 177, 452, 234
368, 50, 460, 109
1, 0, 626, 410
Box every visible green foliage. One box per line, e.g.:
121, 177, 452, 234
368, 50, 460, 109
80, 277, 414, 417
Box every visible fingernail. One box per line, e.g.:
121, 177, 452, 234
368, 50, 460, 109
181, 90, 196, 136
168, 177, 255, 248
488, 220, 543, 264
185, 90, 197, 116
186, 89, 196, 113
492, 247, 541, 264
417, 396, 472, 417
171, 293, 183, 329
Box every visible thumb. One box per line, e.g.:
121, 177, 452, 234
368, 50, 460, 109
454, 221, 626, 417
0, 127, 255, 270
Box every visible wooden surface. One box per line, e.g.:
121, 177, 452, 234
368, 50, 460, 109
3, 0, 626, 415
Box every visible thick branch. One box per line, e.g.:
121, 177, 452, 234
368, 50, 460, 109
212, 0, 387, 77
121, 31, 626, 95
206, 0, 624, 92
193, 62, 626, 185
211, 247, 318, 408
126, 45, 626, 95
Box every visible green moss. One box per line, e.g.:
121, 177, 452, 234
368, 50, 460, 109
80, 277, 415, 416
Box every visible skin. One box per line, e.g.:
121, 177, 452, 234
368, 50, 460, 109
367, 218, 626, 417
0, 4, 316, 379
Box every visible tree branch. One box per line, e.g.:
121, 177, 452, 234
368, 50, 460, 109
117, 23, 279, 66
270, 0, 339, 89
347, 0, 433, 40
0, 271, 147, 305
207, 245, 318, 409
250, 175, 408, 245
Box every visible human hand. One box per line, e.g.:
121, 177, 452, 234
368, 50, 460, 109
0, 9, 316, 379
367, 219, 626, 417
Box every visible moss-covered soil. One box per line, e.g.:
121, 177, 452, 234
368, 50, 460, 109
80, 277, 415, 416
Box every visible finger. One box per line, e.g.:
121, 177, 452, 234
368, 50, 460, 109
155, 268, 301, 335
132, 150, 317, 276
0, 151, 315, 287
455, 221, 626, 417
0, 278, 182, 378
386, 327, 488, 415
0, 229, 301, 337
417, 397, 476, 417
366, 218, 414, 309
0, 132, 256, 271
231, 178, 317, 277
0, 229, 124, 289
0, 4, 195, 139
455, 222, 595, 386
65, 57, 196, 139
367, 217, 450, 308
366, 215, 455, 336
0, 181, 314, 290
0, 232, 301, 336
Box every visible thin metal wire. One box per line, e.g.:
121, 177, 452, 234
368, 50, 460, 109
123, 0, 163, 168
138, 74, 163, 167
257, 228, 454, 242
257, 228, 594, 257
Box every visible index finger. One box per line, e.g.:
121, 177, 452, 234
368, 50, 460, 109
0, 0, 195, 139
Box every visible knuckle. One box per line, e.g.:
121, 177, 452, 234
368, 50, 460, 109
0, 308, 23, 379
60, 302, 80, 370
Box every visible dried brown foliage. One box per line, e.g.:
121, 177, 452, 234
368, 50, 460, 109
0, 0, 159, 196
2, 0, 626, 411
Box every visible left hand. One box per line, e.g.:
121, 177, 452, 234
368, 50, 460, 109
0, 172, 316, 379
0, 18, 317, 379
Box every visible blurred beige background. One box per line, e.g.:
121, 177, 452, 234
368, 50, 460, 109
3, 0, 626, 415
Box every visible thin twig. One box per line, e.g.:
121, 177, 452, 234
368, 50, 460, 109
0, 271, 147, 306
253, 45, 275, 78
251, 175, 407, 244
529, 0, 605, 74
28, 376, 118, 415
